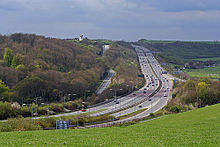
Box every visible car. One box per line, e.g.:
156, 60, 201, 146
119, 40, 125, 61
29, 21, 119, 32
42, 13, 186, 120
164, 94, 167, 97
152, 85, 154, 86
133, 93, 136, 96
115, 101, 119, 104
139, 105, 142, 108
147, 85, 149, 87
81, 109, 87, 112
144, 88, 147, 90
143, 91, 147, 94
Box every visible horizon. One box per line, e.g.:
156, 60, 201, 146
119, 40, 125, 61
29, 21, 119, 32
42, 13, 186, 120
1, 32, 219, 43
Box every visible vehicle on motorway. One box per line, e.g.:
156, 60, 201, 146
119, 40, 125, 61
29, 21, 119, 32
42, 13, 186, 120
133, 93, 136, 96
81, 109, 87, 112
144, 88, 147, 90
143, 91, 147, 94
139, 105, 142, 108
115, 101, 119, 104
164, 94, 167, 97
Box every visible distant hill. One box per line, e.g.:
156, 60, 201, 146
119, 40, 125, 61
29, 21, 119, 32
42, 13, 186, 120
137, 39, 220, 65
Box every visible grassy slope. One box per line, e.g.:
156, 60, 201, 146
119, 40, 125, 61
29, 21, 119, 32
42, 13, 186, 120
137, 40, 220, 65
1, 103, 220, 146
192, 57, 220, 62
184, 65, 220, 80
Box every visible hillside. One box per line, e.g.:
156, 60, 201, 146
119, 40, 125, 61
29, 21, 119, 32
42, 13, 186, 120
136, 39, 220, 80
0, 34, 143, 105
137, 39, 220, 65
1, 103, 220, 146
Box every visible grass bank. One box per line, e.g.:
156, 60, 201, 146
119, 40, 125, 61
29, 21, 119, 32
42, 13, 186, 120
0, 103, 220, 146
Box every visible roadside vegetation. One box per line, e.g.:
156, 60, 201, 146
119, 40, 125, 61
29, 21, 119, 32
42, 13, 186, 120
0, 113, 115, 132
118, 108, 147, 120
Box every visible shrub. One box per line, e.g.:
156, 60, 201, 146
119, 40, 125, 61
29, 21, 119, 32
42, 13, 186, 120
36, 117, 56, 128
0, 117, 42, 132
0, 122, 13, 132
49, 103, 64, 113
150, 113, 155, 117
0, 102, 17, 120
37, 107, 48, 115
19, 106, 31, 117
170, 105, 181, 113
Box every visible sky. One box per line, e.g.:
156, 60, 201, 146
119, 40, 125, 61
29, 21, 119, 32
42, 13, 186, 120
1, 0, 220, 41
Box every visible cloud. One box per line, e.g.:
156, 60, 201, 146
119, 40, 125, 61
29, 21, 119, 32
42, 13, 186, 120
0, 0, 220, 41
145, 0, 220, 12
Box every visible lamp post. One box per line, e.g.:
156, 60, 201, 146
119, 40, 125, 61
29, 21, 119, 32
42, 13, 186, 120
149, 98, 152, 113
34, 96, 41, 120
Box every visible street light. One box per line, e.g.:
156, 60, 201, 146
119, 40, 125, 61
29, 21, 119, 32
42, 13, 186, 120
149, 98, 152, 113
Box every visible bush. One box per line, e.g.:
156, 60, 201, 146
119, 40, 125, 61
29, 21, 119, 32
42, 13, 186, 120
37, 107, 48, 115
0, 102, 17, 120
150, 113, 155, 117
36, 117, 56, 128
0, 122, 13, 132
49, 103, 64, 113
19, 106, 31, 117
0, 117, 42, 132
170, 106, 181, 113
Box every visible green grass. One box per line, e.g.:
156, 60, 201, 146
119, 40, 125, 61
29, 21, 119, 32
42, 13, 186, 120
1, 103, 220, 146
118, 108, 147, 120
184, 66, 220, 80
192, 57, 220, 62
143, 39, 220, 45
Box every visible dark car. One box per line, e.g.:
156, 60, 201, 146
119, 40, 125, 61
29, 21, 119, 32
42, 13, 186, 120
143, 91, 147, 94
139, 105, 142, 108
144, 88, 147, 90
133, 93, 136, 96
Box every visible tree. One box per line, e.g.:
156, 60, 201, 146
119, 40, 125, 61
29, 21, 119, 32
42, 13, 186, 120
0, 80, 10, 99
3, 48, 13, 67
197, 82, 209, 107
0, 80, 9, 95
11, 54, 24, 68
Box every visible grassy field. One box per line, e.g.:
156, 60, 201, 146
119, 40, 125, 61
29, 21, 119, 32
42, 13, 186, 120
192, 57, 220, 62
184, 66, 220, 80
0, 103, 220, 146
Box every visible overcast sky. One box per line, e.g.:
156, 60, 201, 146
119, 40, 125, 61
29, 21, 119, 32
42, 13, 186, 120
1, 0, 220, 41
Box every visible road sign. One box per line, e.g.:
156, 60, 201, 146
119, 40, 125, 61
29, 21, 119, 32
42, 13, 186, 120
56, 120, 69, 130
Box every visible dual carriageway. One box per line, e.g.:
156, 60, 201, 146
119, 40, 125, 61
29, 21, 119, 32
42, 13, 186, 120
39, 45, 178, 127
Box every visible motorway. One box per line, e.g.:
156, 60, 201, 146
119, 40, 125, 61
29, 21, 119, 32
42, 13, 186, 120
96, 69, 116, 95
36, 45, 180, 126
